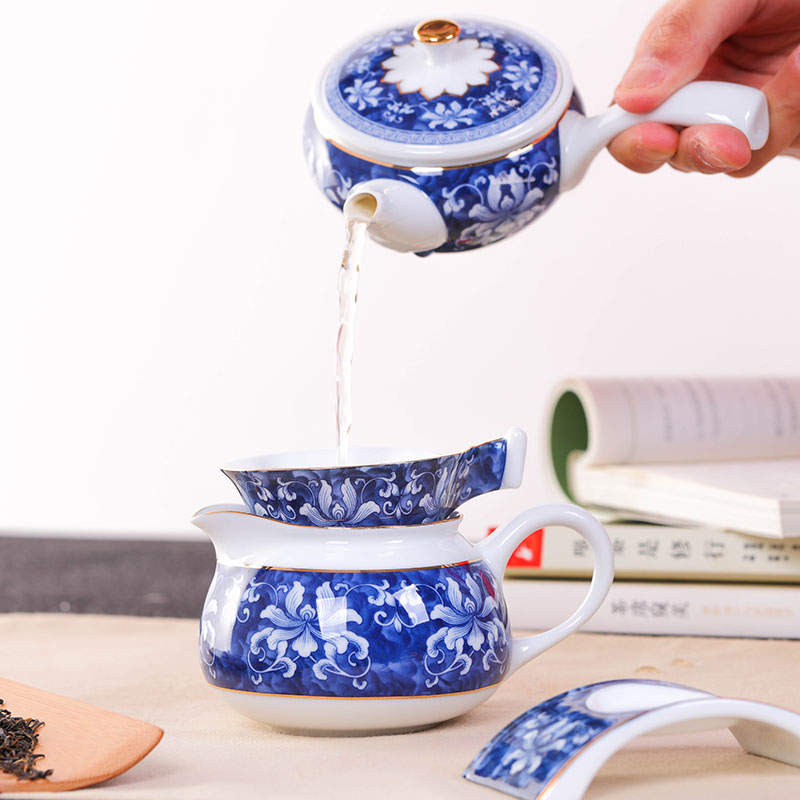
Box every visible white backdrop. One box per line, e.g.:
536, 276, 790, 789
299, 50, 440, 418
1, 0, 798, 539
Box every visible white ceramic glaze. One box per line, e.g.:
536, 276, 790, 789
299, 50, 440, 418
193, 503, 475, 569
382, 36, 499, 98
223, 446, 435, 472
222, 428, 525, 474
549, 696, 800, 800
583, 682, 711, 715
559, 80, 770, 191
499, 427, 527, 490
192, 502, 613, 735
343, 178, 449, 253
215, 685, 500, 736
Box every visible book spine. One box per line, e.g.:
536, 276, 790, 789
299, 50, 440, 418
502, 578, 800, 638
501, 525, 800, 582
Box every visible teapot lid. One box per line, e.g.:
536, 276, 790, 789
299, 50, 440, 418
312, 17, 573, 168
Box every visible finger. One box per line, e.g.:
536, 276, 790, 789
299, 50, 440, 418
730, 44, 800, 176
668, 125, 752, 173
614, 0, 758, 113
607, 122, 680, 172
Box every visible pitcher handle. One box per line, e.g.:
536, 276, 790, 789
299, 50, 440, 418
477, 503, 614, 675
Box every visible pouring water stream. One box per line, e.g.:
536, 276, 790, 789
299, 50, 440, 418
336, 195, 376, 465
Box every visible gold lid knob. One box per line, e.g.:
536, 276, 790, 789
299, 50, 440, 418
413, 18, 460, 44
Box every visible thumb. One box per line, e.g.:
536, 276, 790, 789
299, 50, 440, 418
730, 43, 800, 176
614, 0, 757, 113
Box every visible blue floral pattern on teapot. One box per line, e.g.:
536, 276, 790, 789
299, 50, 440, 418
200, 561, 510, 698
305, 96, 584, 253
325, 21, 558, 144
305, 104, 580, 255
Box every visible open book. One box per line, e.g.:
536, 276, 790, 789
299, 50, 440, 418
548, 377, 800, 538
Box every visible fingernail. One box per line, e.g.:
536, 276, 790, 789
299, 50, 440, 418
634, 144, 671, 165
619, 58, 665, 91
694, 140, 736, 171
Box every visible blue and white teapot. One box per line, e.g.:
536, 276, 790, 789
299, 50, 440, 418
305, 17, 769, 254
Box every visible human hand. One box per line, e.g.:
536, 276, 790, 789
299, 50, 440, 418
608, 0, 800, 176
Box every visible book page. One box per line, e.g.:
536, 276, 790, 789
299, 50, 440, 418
572, 457, 800, 537
552, 377, 800, 466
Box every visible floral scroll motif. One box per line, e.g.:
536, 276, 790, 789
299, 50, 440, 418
200, 562, 510, 698
425, 574, 507, 686
443, 158, 559, 248
466, 680, 686, 794
303, 93, 583, 252
325, 20, 559, 144
223, 437, 507, 527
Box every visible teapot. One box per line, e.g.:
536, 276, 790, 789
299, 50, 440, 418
192, 499, 613, 735
305, 17, 769, 254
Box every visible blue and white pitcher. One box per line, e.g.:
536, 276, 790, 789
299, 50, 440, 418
305, 16, 769, 254
193, 499, 614, 735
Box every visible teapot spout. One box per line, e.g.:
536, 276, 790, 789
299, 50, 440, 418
343, 179, 448, 254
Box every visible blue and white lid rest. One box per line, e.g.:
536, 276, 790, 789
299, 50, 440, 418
463, 679, 714, 798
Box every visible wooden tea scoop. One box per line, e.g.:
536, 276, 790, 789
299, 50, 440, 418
0, 677, 163, 793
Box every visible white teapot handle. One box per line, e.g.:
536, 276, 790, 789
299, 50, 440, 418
559, 80, 770, 191
477, 503, 614, 676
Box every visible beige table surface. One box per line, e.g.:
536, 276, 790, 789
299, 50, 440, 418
1, 613, 799, 799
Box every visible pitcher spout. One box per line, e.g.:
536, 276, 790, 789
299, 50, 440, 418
343, 179, 448, 254
190, 503, 259, 561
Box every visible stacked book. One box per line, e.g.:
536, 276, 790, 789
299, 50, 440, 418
502, 377, 800, 638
